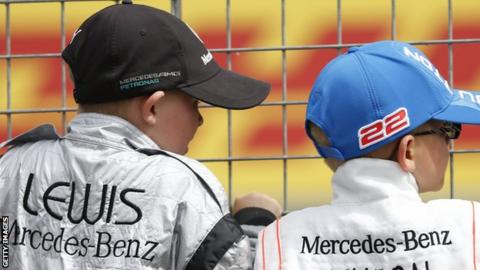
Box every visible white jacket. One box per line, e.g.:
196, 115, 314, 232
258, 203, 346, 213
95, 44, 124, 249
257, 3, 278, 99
255, 158, 480, 269
0, 113, 251, 270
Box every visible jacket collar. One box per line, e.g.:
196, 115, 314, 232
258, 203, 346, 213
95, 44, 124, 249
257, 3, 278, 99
67, 113, 160, 150
332, 158, 421, 205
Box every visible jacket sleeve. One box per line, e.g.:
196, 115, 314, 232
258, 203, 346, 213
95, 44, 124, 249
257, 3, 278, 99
213, 219, 269, 269
184, 213, 253, 270
241, 224, 265, 252
155, 155, 253, 269
214, 234, 253, 270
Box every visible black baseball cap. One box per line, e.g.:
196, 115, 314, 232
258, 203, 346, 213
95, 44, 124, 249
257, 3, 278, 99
62, 1, 270, 109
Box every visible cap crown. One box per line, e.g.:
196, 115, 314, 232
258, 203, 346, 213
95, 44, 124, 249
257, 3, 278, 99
306, 41, 454, 160
62, 4, 219, 104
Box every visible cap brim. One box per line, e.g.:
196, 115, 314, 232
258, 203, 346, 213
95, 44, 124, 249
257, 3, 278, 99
180, 69, 270, 110
433, 89, 480, 124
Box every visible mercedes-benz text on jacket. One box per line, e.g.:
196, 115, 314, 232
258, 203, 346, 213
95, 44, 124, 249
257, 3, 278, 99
0, 113, 251, 270
256, 158, 480, 270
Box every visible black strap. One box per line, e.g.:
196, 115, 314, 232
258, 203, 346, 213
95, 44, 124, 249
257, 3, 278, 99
185, 213, 244, 270
131, 146, 224, 213
233, 207, 276, 226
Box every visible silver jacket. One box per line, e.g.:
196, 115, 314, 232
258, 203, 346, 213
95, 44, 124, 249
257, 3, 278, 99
256, 158, 480, 269
0, 113, 252, 270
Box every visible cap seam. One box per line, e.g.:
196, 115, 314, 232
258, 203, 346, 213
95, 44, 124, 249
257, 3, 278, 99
353, 53, 383, 119
430, 93, 455, 119
110, 4, 121, 71
160, 14, 189, 83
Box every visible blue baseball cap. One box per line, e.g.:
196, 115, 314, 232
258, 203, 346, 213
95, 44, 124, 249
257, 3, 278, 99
306, 40, 480, 160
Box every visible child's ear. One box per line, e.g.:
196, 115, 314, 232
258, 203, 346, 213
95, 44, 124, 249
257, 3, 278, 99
396, 135, 416, 173
141, 91, 165, 126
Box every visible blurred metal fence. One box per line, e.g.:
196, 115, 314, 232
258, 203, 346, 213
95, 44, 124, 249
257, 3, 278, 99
1, 0, 480, 211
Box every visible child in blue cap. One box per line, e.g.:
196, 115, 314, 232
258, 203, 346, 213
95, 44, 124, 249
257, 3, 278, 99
255, 40, 480, 269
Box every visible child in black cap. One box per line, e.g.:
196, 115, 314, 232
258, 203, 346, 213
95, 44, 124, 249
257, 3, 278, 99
0, 2, 281, 269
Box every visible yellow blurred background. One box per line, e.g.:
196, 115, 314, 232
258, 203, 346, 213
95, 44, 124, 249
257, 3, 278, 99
0, 0, 479, 211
